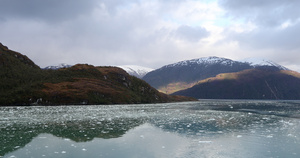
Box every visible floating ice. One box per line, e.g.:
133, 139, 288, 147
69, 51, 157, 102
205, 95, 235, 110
198, 141, 212, 143
1, 100, 300, 158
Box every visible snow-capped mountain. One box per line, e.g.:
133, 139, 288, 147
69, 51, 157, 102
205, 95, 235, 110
240, 58, 289, 70
43, 63, 72, 70
143, 56, 253, 90
143, 56, 289, 93
118, 65, 154, 78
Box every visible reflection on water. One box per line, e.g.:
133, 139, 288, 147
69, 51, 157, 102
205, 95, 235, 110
1, 100, 300, 158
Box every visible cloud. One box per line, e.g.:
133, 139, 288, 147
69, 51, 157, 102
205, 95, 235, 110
219, 0, 300, 27
224, 23, 300, 69
0, 0, 215, 68
217, 0, 300, 71
0, 0, 299, 72
0, 0, 100, 23
175, 25, 209, 42
219, 0, 300, 53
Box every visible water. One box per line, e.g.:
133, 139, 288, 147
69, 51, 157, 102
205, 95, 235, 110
1, 100, 300, 158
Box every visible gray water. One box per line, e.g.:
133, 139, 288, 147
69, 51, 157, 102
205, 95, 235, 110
1, 100, 300, 158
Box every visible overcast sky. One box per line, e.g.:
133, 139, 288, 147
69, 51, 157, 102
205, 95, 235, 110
1, 0, 300, 72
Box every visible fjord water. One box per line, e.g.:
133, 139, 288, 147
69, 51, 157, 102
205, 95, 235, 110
1, 100, 300, 158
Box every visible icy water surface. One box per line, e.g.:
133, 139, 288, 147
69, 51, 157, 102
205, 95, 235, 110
1, 100, 300, 158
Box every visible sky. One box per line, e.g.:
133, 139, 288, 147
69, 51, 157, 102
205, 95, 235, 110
0, 0, 300, 72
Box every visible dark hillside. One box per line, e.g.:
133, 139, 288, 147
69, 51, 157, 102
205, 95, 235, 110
0, 43, 44, 104
173, 68, 300, 100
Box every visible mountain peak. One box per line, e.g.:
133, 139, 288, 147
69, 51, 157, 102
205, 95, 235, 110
194, 56, 234, 65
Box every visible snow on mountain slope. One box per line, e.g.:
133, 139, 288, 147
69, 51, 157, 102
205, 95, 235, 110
166, 56, 236, 68
164, 56, 288, 70
118, 65, 154, 78
43, 63, 72, 70
240, 58, 289, 70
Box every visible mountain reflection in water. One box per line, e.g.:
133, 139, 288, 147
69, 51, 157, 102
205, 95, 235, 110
1, 100, 300, 158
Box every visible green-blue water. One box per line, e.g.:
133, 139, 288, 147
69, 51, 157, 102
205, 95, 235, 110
1, 100, 300, 158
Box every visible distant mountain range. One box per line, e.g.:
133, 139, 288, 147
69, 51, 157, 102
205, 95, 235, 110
142, 56, 300, 99
117, 65, 153, 78
43, 63, 72, 70
0, 42, 194, 106
3, 40, 299, 101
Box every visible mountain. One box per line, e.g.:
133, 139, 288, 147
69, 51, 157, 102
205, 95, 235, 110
143, 56, 252, 94
118, 65, 154, 78
173, 68, 300, 100
0, 42, 195, 106
44, 63, 72, 70
142, 56, 289, 94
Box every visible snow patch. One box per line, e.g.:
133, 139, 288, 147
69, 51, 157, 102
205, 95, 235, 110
240, 58, 288, 70
118, 65, 154, 78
